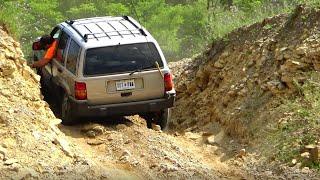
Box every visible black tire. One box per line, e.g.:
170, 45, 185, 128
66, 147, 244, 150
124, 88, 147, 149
158, 108, 171, 131
140, 114, 153, 129
141, 109, 171, 130
61, 93, 75, 125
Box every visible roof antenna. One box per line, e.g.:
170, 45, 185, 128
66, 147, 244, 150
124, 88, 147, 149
130, 0, 162, 76
130, 0, 143, 27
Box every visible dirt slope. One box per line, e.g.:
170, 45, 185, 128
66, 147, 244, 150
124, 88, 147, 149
0, 25, 141, 179
170, 5, 320, 178
0, 26, 245, 179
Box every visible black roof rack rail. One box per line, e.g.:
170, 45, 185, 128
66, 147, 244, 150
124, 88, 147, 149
122, 16, 147, 36
65, 20, 88, 42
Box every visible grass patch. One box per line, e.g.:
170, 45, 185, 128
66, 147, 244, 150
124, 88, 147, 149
269, 72, 320, 170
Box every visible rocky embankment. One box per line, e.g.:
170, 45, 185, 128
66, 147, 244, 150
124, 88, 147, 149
170, 5, 320, 179
0, 25, 112, 179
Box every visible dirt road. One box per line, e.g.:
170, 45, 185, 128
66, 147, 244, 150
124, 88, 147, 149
57, 115, 245, 179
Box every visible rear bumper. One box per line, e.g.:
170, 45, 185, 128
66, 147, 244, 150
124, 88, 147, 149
69, 92, 175, 118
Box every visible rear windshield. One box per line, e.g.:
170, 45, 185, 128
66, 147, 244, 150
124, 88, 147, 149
84, 43, 163, 76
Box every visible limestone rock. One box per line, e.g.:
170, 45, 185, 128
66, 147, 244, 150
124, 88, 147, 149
87, 139, 104, 146
304, 144, 319, 162
119, 150, 131, 162
4, 158, 18, 165
301, 167, 311, 174
0, 146, 7, 159
236, 149, 246, 158
185, 132, 201, 140
15, 167, 38, 179
300, 152, 310, 158
160, 163, 178, 173
207, 130, 225, 145
266, 80, 285, 94
116, 124, 127, 130
82, 123, 105, 137
0, 60, 16, 77
291, 159, 297, 166
214, 60, 225, 69
54, 137, 74, 157
280, 60, 308, 72
152, 124, 162, 132
296, 45, 308, 55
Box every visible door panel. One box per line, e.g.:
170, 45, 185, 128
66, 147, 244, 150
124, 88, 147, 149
64, 39, 81, 97
51, 30, 71, 94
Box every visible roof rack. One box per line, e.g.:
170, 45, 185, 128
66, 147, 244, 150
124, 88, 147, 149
65, 16, 147, 43
83, 29, 142, 41
65, 20, 89, 42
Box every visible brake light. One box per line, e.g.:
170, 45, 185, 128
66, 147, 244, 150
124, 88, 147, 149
75, 82, 87, 100
164, 73, 173, 91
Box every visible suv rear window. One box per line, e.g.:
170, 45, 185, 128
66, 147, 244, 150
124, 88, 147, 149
84, 43, 163, 76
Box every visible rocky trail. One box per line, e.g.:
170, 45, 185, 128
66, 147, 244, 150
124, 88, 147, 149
57, 117, 244, 179
1, 4, 320, 180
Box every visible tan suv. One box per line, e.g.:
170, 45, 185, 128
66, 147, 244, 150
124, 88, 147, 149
32, 16, 175, 129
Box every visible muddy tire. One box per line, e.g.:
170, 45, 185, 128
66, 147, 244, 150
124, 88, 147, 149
141, 114, 153, 129
141, 109, 171, 130
61, 93, 75, 126
158, 108, 170, 131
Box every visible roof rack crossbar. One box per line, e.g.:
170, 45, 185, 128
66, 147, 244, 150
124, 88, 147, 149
107, 22, 123, 38
74, 19, 120, 26
83, 29, 141, 37
83, 31, 142, 40
83, 24, 99, 41
95, 23, 111, 39
119, 21, 136, 37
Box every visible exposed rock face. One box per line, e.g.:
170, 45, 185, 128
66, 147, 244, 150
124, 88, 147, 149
0, 27, 106, 179
169, 5, 320, 179
170, 6, 320, 138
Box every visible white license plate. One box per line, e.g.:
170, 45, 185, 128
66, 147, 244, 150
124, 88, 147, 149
116, 79, 135, 91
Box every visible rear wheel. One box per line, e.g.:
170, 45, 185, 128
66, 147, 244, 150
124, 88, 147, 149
142, 108, 171, 130
157, 108, 171, 131
61, 93, 75, 125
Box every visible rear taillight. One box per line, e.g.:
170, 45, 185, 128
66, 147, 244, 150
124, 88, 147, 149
75, 82, 87, 100
164, 73, 174, 92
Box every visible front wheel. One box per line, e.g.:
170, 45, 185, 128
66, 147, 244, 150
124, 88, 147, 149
61, 93, 75, 125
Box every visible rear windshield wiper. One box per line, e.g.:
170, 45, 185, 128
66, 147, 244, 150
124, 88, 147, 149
129, 68, 142, 76
129, 64, 155, 76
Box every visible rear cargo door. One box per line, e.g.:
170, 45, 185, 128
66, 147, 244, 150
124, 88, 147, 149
83, 42, 165, 105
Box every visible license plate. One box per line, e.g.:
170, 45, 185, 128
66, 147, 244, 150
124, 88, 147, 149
116, 79, 135, 91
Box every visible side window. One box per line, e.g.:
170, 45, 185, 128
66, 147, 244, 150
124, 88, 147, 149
56, 31, 70, 64
66, 39, 80, 74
